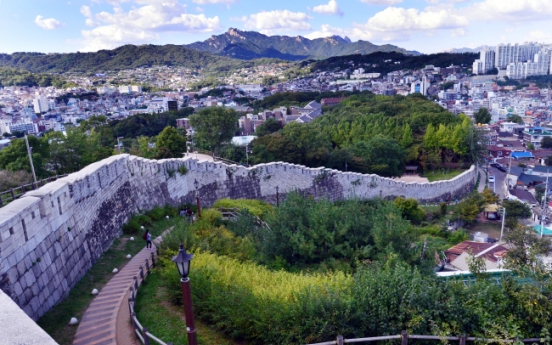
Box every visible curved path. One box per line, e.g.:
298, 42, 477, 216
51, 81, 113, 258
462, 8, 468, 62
72, 246, 155, 345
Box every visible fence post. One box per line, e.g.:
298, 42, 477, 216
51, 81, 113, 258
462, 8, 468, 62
145, 259, 150, 275
151, 252, 156, 267
10, 188, 15, 200
143, 327, 151, 345
337, 335, 344, 345
460, 334, 466, 345
401, 330, 408, 345
20, 185, 25, 194
0, 195, 3, 207
139, 265, 144, 281
134, 276, 139, 291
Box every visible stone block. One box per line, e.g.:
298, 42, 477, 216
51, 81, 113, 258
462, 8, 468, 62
30, 283, 39, 296
13, 282, 23, 296
24, 270, 36, 288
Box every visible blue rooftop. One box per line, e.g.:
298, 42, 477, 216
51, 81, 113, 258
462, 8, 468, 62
511, 152, 535, 159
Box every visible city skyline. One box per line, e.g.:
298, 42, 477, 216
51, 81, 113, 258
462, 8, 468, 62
0, 0, 552, 55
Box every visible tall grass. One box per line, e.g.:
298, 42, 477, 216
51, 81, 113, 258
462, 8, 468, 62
157, 252, 353, 344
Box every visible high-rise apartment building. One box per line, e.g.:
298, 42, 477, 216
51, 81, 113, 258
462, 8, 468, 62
33, 97, 49, 114
473, 49, 496, 74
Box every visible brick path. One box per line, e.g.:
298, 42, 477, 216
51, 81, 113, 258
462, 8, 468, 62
72, 246, 155, 345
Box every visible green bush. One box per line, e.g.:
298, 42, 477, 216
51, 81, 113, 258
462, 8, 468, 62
157, 252, 351, 344
448, 228, 470, 243
213, 198, 273, 219
122, 218, 141, 234
134, 214, 152, 226
200, 208, 222, 225
147, 207, 166, 221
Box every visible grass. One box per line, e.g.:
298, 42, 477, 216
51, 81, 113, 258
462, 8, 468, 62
135, 270, 240, 345
424, 169, 467, 182
36, 214, 180, 345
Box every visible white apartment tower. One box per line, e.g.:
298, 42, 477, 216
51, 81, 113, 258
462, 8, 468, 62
33, 97, 49, 114
473, 49, 495, 74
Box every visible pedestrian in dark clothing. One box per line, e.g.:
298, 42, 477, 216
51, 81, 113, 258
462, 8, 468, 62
145, 230, 152, 249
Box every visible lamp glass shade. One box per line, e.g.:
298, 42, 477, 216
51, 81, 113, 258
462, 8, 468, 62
194, 179, 199, 190
172, 244, 194, 279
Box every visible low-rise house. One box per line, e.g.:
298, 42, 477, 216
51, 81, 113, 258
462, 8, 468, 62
445, 241, 509, 271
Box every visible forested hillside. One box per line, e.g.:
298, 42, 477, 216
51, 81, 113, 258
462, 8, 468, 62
0, 68, 74, 88
307, 51, 478, 74
0, 45, 251, 73
249, 93, 484, 177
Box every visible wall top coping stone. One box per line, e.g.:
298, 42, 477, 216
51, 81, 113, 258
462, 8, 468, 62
0, 196, 40, 225
0, 289, 58, 345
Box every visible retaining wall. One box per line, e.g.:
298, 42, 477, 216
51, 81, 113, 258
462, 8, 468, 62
0, 154, 477, 320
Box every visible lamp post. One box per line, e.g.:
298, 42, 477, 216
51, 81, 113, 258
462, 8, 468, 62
116, 136, 124, 154
276, 185, 279, 207
172, 244, 197, 345
194, 179, 201, 218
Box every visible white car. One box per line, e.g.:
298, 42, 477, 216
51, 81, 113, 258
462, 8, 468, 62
488, 174, 495, 183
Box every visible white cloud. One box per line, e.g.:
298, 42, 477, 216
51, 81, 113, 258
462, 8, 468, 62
525, 29, 552, 43
467, 0, 552, 21
307, 6, 468, 42
244, 10, 311, 33
313, 0, 344, 16
192, 0, 236, 4
35, 15, 64, 30
80, 0, 220, 51
360, 0, 403, 5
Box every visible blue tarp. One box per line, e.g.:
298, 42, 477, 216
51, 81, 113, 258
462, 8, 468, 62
512, 152, 535, 159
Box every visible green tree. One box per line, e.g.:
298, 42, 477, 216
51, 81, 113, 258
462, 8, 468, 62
541, 137, 552, 149
454, 192, 484, 225
502, 199, 532, 220
0, 136, 50, 178
255, 118, 283, 137
351, 136, 406, 177
394, 197, 426, 224
504, 224, 551, 273
189, 107, 237, 153
474, 108, 491, 124
156, 126, 187, 159
482, 188, 499, 204
509, 114, 524, 124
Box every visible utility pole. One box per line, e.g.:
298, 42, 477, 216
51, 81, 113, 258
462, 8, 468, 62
500, 207, 506, 242
505, 153, 512, 195
24, 133, 37, 183
116, 136, 124, 154
541, 170, 549, 238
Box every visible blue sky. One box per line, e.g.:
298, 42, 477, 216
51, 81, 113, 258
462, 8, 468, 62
1, 0, 552, 54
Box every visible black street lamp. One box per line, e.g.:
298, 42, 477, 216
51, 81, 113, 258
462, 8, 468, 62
276, 186, 279, 207
172, 244, 197, 345
193, 179, 201, 218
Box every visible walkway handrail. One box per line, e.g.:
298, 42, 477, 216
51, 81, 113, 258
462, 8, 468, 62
0, 174, 68, 207
128, 251, 174, 345
307, 331, 550, 345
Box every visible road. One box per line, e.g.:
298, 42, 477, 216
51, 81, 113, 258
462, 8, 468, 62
486, 166, 507, 200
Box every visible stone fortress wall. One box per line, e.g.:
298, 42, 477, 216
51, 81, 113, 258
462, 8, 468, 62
0, 154, 477, 320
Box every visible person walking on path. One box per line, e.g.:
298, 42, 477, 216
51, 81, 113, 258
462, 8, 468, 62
145, 229, 152, 249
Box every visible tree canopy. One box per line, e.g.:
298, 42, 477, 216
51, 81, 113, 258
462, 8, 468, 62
189, 107, 238, 153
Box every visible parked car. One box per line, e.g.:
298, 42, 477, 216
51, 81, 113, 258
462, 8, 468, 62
490, 163, 499, 168
497, 165, 507, 172
488, 174, 495, 183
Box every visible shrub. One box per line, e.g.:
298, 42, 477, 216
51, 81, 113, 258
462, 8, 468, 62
448, 228, 470, 243
178, 165, 188, 175
122, 218, 141, 234
147, 207, 165, 221
162, 205, 178, 217
200, 208, 222, 225
157, 252, 352, 344
213, 198, 274, 219
134, 214, 152, 226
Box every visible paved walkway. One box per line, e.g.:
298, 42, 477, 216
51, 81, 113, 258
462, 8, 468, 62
72, 246, 155, 345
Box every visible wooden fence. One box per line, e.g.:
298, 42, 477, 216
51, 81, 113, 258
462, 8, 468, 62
128, 251, 174, 345
0, 174, 68, 207
308, 331, 548, 345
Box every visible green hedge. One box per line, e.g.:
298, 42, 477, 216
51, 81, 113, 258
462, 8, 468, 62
213, 198, 273, 219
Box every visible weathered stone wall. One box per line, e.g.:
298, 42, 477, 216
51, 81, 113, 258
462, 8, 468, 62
0, 154, 477, 320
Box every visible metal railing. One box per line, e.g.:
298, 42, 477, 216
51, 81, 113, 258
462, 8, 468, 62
128, 251, 174, 345
308, 331, 549, 345
0, 174, 68, 207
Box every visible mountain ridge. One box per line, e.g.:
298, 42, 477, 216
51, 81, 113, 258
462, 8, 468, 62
186, 28, 417, 60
